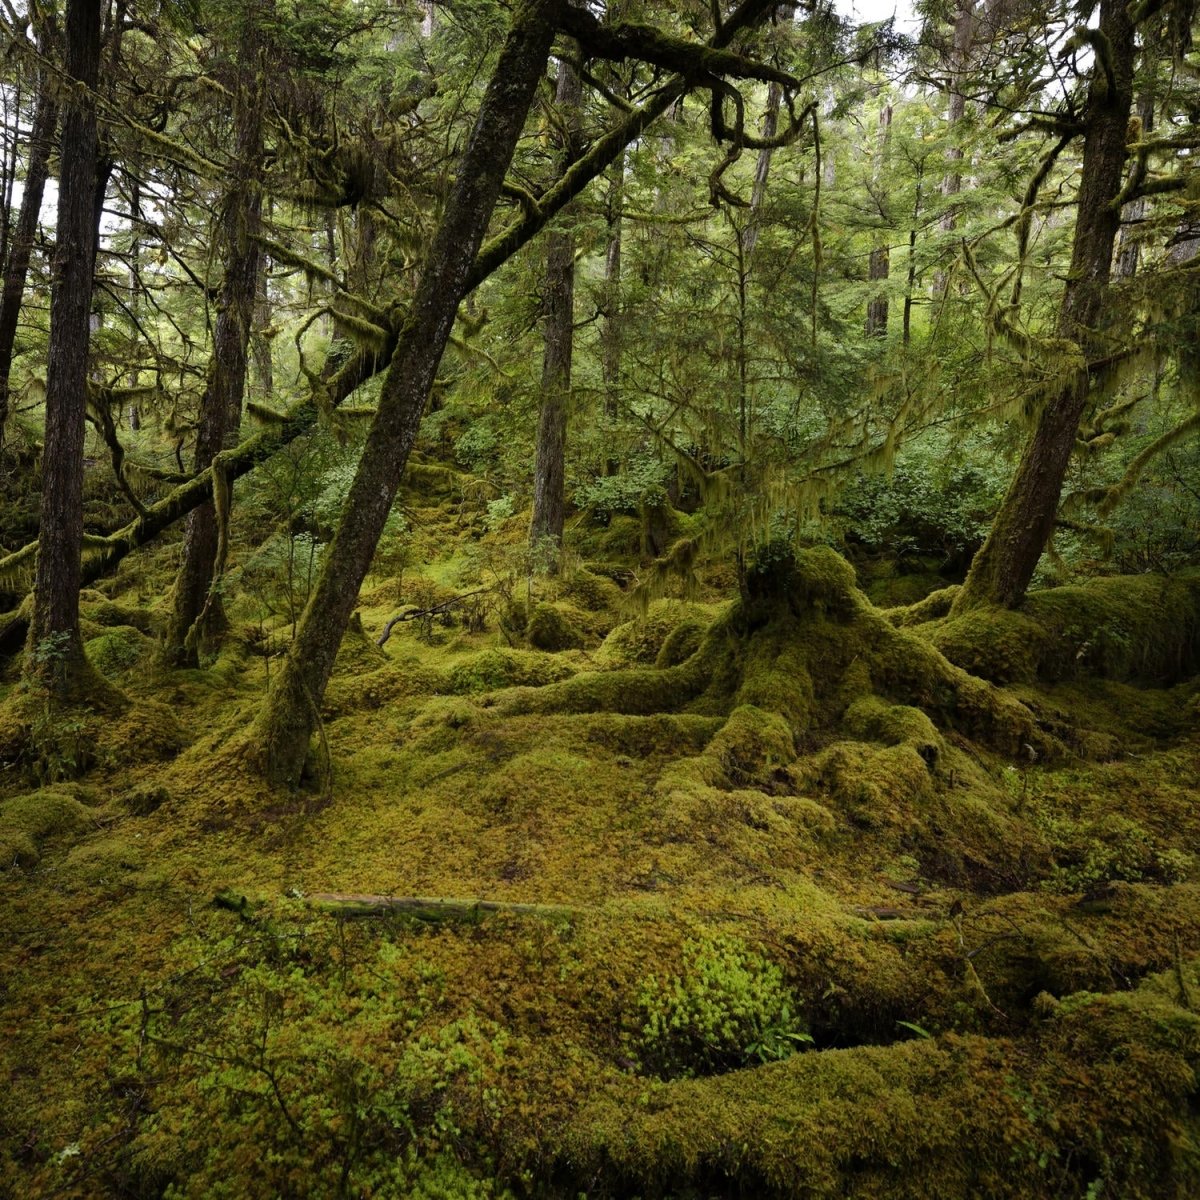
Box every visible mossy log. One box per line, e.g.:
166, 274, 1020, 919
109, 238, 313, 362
214, 889, 575, 924
305, 892, 576, 922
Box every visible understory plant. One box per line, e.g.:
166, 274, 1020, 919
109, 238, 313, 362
634, 934, 811, 1079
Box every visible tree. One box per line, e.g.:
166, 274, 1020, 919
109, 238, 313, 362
26, 0, 103, 700
530, 52, 583, 563
161, 7, 267, 667
252, 0, 563, 787
954, 0, 1137, 610
0, 11, 58, 452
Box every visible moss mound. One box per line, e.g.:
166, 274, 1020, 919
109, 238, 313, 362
525, 602, 586, 652
596, 601, 705, 668
924, 573, 1200, 686
84, 625, 150, 677
448, 648, 575, 693
0, 789, 91, 869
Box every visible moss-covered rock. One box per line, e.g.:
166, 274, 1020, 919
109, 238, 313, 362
448, 648, 576, 694
559, 568, 623, 613
85, 625, 149, 677
0, 789, 91, 869
525, 602, 586, 652
596, 602, 702, 669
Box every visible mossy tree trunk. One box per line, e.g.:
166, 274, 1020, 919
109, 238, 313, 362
0, 21, 58, 452
530, 53, 583, 564
954, 0, 1135, 613
865, 101, 892, 338
162, 25, 265, 668
252, 0, 561, 788
26, 0, 102, 700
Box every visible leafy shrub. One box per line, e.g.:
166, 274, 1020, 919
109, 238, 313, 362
634, 935, 811, 1078
80, 916, 514, 1199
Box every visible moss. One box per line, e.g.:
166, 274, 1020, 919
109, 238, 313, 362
525, 602, 585, 652
865, 570, 947, 609
706, 705, 796, 787
654, 618, 704, 668
0, 789, 91, 869
921, 607, 1050, 684
546, 963, 1200, 1198
84, 625, 149, 677
448, 648, 576, 693
1023, 573, 1200, 683
334, 614, 388, 674
596, 602, 702, 668
61, 836, 144, 886
559, 568, 623, 613
78, 589, 158, 635
885, 584, 961, 627
324, 661, 449, 717
805, 740, 935, 830
843, 696, 945, 765
927, 574, 1200, 686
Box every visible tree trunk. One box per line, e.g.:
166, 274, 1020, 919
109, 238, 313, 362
161, 33, 265, 668
530, 54, 583, 563
953, 0, 1135, 612
252, 0, 560, 789
866, 101, 893, 337
0, 38, 58, 452
601, 158, 623, 443
26, 0, 102, 700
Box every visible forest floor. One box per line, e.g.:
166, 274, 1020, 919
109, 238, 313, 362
2, 488, 1199, 1198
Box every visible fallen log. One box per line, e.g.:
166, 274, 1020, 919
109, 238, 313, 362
306, 892, 576, 922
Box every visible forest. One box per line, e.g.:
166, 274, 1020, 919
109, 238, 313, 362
0, 0, 1199, 1194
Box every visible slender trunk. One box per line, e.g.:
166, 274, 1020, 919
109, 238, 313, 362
530, 54, 582, 562
253, 0, 560, 788
252, 255, 273, 397
601, 158, 623, 435
866, 101, 893, 338
0, 50, 58, 451
26, 0, 101, 699
1115, 89, 1154, 279
162, 36, 265, 668
954, 0, 1135, 612
933, 1, 975, 300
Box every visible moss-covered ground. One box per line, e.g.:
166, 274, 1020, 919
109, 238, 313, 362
2, 501, 1199, 1197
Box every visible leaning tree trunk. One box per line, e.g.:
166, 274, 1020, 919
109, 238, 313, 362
865, 101, 893, 338
26, 0, 101, 699
161, 44, 265, 668
530, 53, 583, 564
0, 35, 58, 452
953, 0, 1135, 612
252, 0, 560, 788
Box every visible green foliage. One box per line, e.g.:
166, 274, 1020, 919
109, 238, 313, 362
634, 935, 812, 1079
1035, 810, 1193, 894
97, 917, 514, 1199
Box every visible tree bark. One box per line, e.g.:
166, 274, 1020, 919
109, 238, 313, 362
866, 101, 893, 337
953, 0, 1135, 612
26, 0, 101, 700
601, 158, 623, 450
530, 54, 583, 562
0, 30, 58, 452
252, 0, 561, 788
161, 28, 265, 668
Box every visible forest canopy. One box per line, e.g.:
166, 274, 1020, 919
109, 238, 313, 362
1, 0, 1199, 1195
